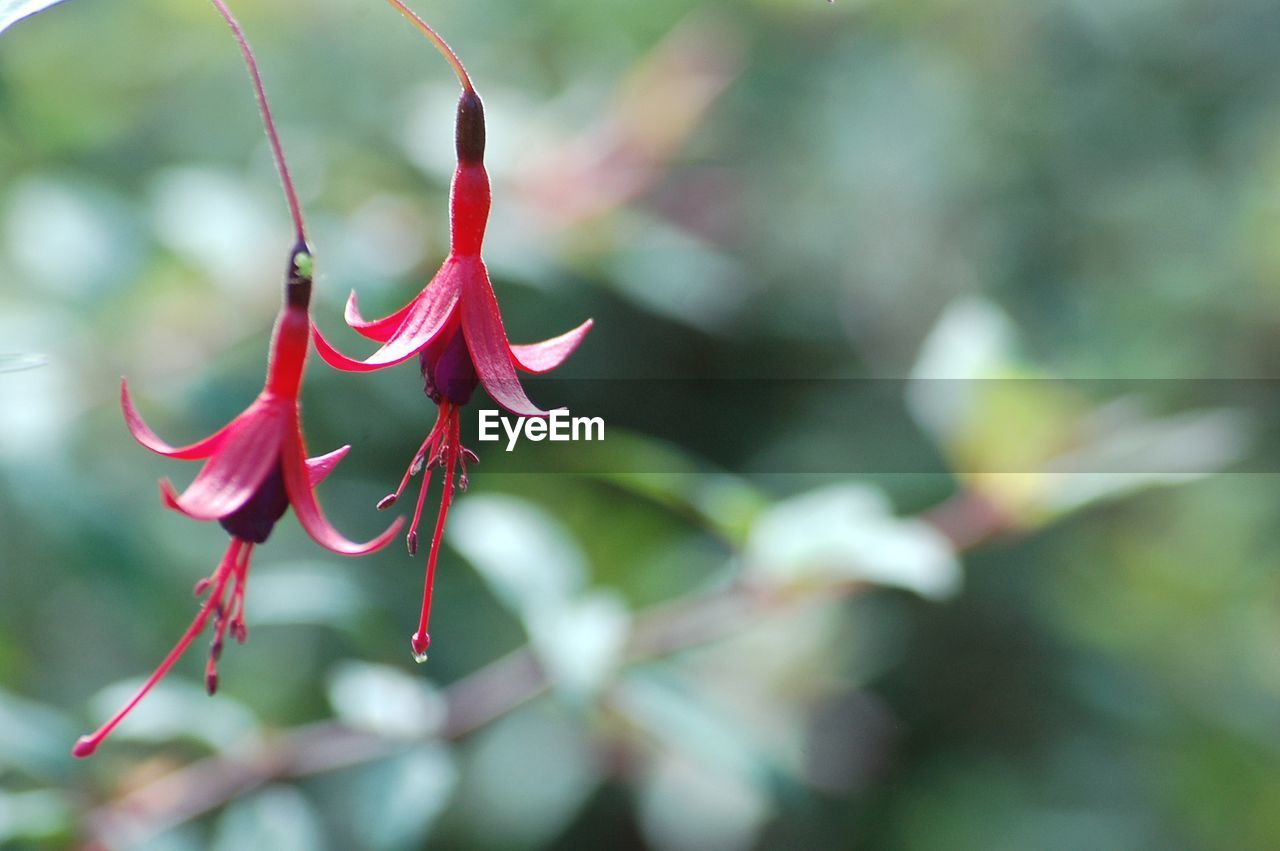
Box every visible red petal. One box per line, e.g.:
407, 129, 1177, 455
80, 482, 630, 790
344, 290, 415, 343
314, 271, 461, 373
121, 378, 231, 460
281, 426, 402, 555
460, 267, 551, 416
162, 399, 289, 521
511, 318, 594, 374
307, 445, 350, 486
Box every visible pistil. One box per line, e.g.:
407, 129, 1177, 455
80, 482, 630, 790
73, 539, 253, 758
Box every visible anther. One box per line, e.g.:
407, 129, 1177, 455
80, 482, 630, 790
407, 530, 419, 556
377, 493, 399, 511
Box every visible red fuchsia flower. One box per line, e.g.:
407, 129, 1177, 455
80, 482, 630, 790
312, 0, 592, 662
73, 246, 402, 759
73, 0, 400, 757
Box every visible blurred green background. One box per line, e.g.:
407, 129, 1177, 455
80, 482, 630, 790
2, 0, 1280, 848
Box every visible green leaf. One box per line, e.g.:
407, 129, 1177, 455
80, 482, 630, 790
0, 0, 70, 36
326, 661, 446, 739
457, 707, 600, 849
745, 484, 962, 600
211, 786, 324, 851
349, 745, 457, 851
448, 496, 630, 697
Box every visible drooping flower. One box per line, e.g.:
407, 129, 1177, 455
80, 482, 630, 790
74, 0, 400, 757
73, 246, 402, 758
313, 1, 592, 661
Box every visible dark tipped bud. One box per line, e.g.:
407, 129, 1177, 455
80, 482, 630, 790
462, 447, 479, 465
407, 530, 419, 556
377, 493, 399, 511
206, 671, 219, 696
456, 89, 485, 164
231, 620, 247, 644
286, 240, 313, 309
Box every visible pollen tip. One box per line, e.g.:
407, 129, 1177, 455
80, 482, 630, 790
72, 736, 98, 759
407, 530, 419, 556
206, 671, 219, 696
410, 631, 431, 663
377, 493, 398, 511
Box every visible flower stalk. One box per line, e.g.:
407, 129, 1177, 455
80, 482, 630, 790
209, 0, 307, 243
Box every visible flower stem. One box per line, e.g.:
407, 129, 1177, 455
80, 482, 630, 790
380, 0, 475, 93
207, 0, 307, 243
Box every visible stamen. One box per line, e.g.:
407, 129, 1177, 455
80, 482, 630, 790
73, 539, 247, 758
383, 430, 439, 511
399, 403, 460, 554
406, 463, 433, 556
411, 403, 463, 664
228, 544, 252, 644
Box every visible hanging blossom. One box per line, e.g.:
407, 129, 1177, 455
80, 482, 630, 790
73, 0, 400, 758
313, 0, 591, 662
73, 246, 401, 758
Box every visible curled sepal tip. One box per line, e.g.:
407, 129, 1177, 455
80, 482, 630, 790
281, 431, 403, 555
121, 378, 232, 461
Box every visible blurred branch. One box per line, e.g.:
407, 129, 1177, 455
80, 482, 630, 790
516, 11, 744, 227
81, 487, 1005, 849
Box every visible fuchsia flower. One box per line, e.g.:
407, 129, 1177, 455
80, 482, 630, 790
74, 0, 399, 757
73, 247, 402, 758
313, 1, 592, 661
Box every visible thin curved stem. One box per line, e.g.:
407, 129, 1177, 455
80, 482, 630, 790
380, 0, 475, 93
208, 0, 307, 243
